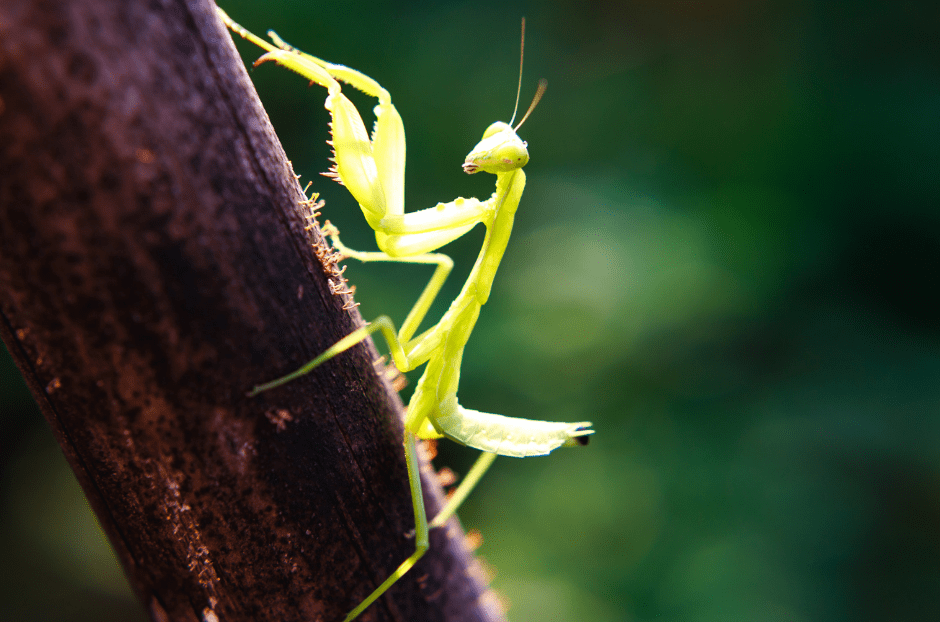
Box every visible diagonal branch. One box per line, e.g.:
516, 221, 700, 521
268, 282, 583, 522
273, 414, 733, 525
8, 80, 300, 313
0, 1, 505, 620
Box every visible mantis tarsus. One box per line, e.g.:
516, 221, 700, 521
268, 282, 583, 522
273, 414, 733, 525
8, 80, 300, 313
219, 9, 594, 621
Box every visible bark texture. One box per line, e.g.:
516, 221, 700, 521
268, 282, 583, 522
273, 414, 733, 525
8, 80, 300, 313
0, 1, 505, 621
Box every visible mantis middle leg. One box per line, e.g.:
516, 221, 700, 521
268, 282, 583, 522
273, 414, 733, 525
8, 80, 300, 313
247, 228, 457, 397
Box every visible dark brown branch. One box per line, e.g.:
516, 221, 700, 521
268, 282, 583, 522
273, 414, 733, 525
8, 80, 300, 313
0, 1, 505, 621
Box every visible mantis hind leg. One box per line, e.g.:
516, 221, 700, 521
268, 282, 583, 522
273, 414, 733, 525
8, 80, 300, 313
344, 431, 429, 622
344, 431, 498, 618
429, 450, 497, 528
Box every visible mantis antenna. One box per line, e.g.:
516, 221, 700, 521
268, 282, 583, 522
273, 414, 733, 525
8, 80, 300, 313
515, 78, 548, 132
509, 17, 548, 131
508, 18, 526, 127
508, 17, 548, 131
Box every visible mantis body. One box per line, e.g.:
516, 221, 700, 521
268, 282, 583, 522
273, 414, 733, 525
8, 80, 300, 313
219, 9, 594, 621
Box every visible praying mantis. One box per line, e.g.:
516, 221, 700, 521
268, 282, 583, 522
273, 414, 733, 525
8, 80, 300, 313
218, 8, 594, 621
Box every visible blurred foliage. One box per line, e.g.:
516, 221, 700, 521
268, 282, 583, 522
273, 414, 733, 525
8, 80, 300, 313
2, 1, 938, 621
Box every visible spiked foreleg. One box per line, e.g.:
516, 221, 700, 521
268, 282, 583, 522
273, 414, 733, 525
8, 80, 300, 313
264, 29, 406, 217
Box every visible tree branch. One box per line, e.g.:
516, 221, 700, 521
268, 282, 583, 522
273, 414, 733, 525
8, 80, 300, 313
0, 1, 504, 620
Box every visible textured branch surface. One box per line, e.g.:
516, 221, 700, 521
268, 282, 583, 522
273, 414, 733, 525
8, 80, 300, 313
0, 1, 504, 621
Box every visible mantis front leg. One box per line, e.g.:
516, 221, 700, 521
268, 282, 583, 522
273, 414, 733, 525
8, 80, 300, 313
219, 8, 492, 248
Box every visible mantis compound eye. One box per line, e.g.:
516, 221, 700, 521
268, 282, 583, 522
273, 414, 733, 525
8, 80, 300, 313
482, 121, 512, 140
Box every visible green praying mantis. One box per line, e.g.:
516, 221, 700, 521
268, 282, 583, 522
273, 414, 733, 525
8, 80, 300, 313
219, 8, 594, 621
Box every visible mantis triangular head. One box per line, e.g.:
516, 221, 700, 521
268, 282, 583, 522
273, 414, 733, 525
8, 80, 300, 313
463, 18, 547, 175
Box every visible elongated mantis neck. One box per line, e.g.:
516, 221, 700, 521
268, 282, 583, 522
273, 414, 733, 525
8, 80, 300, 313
493, 170, 523, 215
460, 169, 525, 306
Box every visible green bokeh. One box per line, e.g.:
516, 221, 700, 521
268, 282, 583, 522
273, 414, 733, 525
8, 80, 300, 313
2, 1, 938, 621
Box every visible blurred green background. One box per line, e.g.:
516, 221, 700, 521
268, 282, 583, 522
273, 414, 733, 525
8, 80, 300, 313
2, 1, 938, 620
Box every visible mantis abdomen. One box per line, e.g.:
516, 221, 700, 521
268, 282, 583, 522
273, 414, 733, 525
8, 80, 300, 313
435, 400, 592, 457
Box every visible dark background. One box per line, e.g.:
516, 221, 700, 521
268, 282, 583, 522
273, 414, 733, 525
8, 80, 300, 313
2, 1, 938, 621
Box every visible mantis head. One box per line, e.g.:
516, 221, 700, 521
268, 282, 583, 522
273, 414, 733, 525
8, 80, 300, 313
462, 77, 547, 176
462, 122, 529, 174
463, 18, 546, 176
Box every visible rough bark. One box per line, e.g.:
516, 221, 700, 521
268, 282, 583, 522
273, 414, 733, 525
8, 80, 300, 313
0, 1, 504, 621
